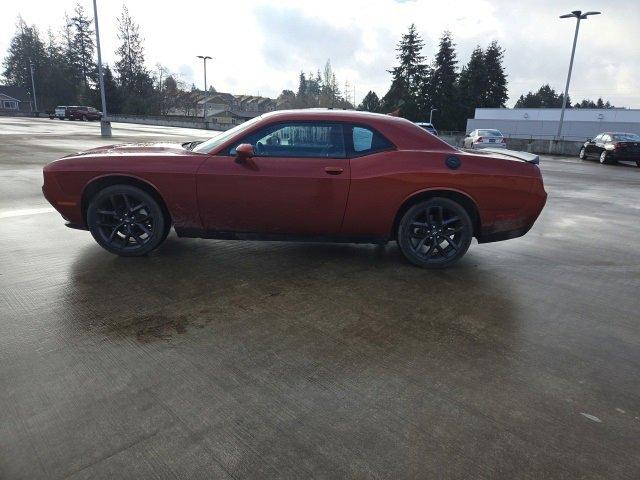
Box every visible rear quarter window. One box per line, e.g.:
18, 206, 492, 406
350, 126, 393, 156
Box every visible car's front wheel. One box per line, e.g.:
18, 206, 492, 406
397, 197, 473, 268
87, 185, 168, 256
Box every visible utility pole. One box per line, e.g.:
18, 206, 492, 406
429, 108, 438, 124
93, 0, 111, 137
28, 59, 38, 112
556, 10, 600, 140
197, 55, 212, 118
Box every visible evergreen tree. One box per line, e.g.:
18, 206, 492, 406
114, 5, 155, 114
42, 29, 76, 108
514, 84, 569, 108
2, 17, 47, 110
427, 31, 459, 130
457, 46, 487, 122
381, 24, 428, 119
69, 3, 95, 97
484, 40, 508, 107
115, 5, 146, 90
358, 91, 381, 112
100, 64, 122, 114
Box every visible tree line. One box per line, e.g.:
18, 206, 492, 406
1, 4, 194, 115
2, 12, 617, 125
352, 25, 509, 131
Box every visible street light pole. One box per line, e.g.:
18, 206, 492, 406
429, 108, 438, 124
93, 0, 111, 137
28, 59, 38, 112
197, 55, 212, 119
556, 10, 600, 140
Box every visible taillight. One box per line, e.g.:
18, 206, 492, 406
614, 142, 623, 149
476, 137, 483, 142
500, 137, 506, 143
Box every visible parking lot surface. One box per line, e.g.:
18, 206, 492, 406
1, 117, 639, 479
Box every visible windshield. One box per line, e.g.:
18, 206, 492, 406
193, 116, 264, 153
611, 133, 640, 141
478, 129, 502, 137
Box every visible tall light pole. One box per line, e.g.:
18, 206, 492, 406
28, 58, 38, 112
556, 10, 600, 140
197, 55, 212, 119
93, 0, 111, 137
429, 108, 438, 124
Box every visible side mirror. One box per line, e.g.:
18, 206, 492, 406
235, 143, 254, 160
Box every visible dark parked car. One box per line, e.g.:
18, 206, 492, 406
415, 122, 438, 136
49, 106, 102, 121
579, 132, 640, 166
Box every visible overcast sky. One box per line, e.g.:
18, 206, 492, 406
1, 0, 638, 108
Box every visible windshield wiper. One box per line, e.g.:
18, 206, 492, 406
182, 140, 203, 151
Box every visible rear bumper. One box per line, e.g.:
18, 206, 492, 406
473, 143, 506, 149
610, 151, 640, 160
477, 176, 547, 244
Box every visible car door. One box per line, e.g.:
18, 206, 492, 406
600, 134, 612, 156
196, 121, 350, 236
585, 134, 601, 157
594, 134, 608, 156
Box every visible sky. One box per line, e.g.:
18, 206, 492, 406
1, 0, 639, 108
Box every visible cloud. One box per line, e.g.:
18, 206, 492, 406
1, 0, 638, 107
254, 6, 364, 70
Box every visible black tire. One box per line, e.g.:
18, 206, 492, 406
397, 197, 473, 269
600, 151, 614, 165
579, 147, 586, 160
82, 114, 88, 121
87, 185, 168, 257
636, 160, 640, 168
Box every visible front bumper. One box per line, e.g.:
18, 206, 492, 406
42, 171, 84, 226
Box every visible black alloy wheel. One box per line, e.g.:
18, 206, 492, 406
87, 185, 168, 256
398, 197, 473, 268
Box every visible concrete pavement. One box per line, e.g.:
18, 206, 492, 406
1, 117, 639, 479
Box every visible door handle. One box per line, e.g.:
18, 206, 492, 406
325, 166, 344, 175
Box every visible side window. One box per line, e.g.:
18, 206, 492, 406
350, 126, 393, 155
231, 122, 345, 158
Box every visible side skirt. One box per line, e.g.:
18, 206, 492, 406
174, 227, 389, 245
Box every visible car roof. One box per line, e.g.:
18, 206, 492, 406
213, 109, 456, 153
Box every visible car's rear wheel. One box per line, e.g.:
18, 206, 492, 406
87, 185, 168, 256
82, 114, 88, 121
579, 147, 586, 160
397, 197, 473, 268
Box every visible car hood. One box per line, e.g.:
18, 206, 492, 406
67, 142, 193, 158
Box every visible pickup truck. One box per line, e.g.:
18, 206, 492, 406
49, 106, 102, 121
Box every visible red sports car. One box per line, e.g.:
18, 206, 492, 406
43, 110, 546, 268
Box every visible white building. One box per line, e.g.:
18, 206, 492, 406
466, 108, 640, 141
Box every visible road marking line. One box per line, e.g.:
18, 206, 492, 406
0, 207, 55, 219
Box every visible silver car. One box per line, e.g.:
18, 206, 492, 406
463, 129, 507, 149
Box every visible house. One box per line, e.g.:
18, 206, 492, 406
195, 87, 276, 120
165, 86, 277, 126
0, 86, 32, 112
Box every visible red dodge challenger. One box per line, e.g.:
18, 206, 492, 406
43, 110, 546, 268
